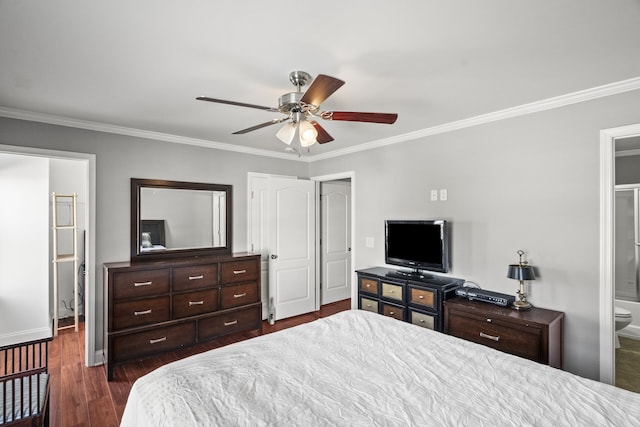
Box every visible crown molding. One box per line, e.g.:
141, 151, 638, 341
0, 107, 298, 161
308, 76, 640, 162
2, 76, 639, 164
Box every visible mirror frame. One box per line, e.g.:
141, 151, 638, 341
131, 178, 232, 261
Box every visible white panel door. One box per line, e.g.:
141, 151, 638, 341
268, 177, 316, 321
321, 181, 352, 305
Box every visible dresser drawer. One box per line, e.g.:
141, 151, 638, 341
359, 297, 378, 313
173, 264, 218, 292
359, 277, 378, 295
198, 306, 261, 340
112, 269, 170, 300
220, 282, 259, 310
382, 303, 404, 320
410, 310, 436, 330
172, 289, 219, 319
448, 311, 542, 361
220, 260, 259, 284
381, 281, 403, 302
409, 286, 437, 311
112, 296, 170, 331
112, 322, 196, 362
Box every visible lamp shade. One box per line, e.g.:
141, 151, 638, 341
298, 120, 318, 147
507, 264, 536, 281
276, 122, 296, 145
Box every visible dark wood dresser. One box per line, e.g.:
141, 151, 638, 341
356, 267, 463, 332
104, 253, 261, 380
444, 297, 564, 368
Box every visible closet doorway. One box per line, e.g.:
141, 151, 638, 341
0, 144, 96, 367
248, 171, 356, 322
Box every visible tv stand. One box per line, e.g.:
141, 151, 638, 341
392, 269, 433, 281
356, 267, 463, 332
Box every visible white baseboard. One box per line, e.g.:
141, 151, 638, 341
0, 327, 52, 347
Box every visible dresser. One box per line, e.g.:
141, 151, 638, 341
104, 253, 261, 380
356, 267, 463, 332
444, 297, 564, 368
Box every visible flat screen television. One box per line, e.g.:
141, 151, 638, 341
385, 220, 449, 273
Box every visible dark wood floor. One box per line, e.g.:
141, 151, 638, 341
48, 299, 351, 427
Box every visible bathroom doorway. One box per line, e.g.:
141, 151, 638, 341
613, 141, 640, 393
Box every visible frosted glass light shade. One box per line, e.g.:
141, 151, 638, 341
299, 120, 318, 147
276, 123, 296, 145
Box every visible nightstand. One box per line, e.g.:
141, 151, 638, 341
443, 297, 564, 368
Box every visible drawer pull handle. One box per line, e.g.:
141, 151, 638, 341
134, 309, 152, 316
233, 293, 247, 298
224, 320, 238, 326
419, 295, 424, 299
149, 336, 167, 344
134, 281, 152, 287
233, 269, 247, 275
189, 275, 204, 280
189, 300, 204, 306
389, 311, 395, 315
480, 331, 500, 342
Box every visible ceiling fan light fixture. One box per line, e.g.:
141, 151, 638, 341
298, 120, 318, 147
276, 122, 297, 145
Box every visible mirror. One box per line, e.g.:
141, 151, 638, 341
131, 178, 232, 260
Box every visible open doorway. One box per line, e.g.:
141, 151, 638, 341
313, 172, 356, 309
600, 124, 640, 386
0, 144, 96, 367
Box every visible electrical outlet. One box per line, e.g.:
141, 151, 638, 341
430, 190, 438, 201
440, 189, 448, 201
366, 237, 375, 248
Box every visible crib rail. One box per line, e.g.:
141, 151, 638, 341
0, 338, 52, 426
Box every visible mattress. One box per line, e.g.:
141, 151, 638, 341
121, 310, 640, 426
0, 373, 49, 424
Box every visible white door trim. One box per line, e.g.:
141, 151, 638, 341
599, 123, 640, 384
311, 171, 357, 309
0, 144, 96, 367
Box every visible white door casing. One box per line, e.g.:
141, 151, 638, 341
321, 181, 352, 305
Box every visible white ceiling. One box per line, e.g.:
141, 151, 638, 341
1, 1, 640, 158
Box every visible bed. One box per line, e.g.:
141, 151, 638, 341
121, 310, 640, 426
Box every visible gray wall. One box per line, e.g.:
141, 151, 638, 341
310, 89, 640, 379
0, 117, 307, 352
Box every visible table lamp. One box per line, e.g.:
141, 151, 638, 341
507, 249, 536, 310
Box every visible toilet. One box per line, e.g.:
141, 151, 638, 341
615, 306, 633, 348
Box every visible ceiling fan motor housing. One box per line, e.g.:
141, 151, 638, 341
278, 92, 304, 113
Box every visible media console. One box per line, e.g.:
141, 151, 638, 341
356, 267, 463, 332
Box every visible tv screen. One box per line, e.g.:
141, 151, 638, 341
385, 220, 449, 273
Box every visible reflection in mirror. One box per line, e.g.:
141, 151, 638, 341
131, 179, 232, 260
140, 188, 227, 251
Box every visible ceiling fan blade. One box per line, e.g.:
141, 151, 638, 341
309, 121, 334, 144
299, 75, 345, 107
196, 96, 278, 112
232, 117, 289, 134
321, 111, 398, 124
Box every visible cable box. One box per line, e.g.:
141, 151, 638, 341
455, 287, 515, 307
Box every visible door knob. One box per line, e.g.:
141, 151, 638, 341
270, 254, 278, 259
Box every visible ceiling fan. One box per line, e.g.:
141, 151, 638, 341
196, 71, 398, 149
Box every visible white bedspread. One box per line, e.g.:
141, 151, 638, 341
121, 310, 640, 427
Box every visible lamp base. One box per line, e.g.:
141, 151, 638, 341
512, 300, 533, 310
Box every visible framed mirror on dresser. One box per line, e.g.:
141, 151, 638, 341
104, 178, 261, 381
130, 178, 233, 261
